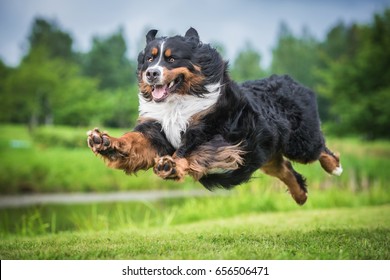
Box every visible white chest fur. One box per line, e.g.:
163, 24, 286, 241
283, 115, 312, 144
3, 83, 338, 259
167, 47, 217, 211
139, 84, 220, 149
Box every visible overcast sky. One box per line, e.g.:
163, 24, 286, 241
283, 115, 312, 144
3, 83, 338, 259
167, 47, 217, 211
0, 0, 389, 68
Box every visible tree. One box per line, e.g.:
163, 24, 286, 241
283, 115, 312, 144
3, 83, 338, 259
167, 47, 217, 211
81, 28, 136, 89
270, 22, 332, 120
1, 17, 139, 129
0, 59, 14, 123
318, 9, 390, 139
3, 46, 73, 127
230, 42, 267, 82
320, 22, 352, 61
27, 17, 74, 61
271, 22, 320, 88
1, 17, 79, 128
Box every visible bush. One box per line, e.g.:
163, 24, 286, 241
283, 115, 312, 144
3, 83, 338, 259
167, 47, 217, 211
31, 126, 88, 148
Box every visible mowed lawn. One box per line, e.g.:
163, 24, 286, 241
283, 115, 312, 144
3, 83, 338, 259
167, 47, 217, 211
1, 205, 389, 260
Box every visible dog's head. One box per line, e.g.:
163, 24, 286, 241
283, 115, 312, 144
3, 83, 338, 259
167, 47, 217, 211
137, 28, 225, 102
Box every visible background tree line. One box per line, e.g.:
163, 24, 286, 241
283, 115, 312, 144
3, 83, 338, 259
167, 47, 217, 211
0, 8, 389, 139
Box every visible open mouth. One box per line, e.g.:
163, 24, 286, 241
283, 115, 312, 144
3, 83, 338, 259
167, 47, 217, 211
152, 75, 183, 102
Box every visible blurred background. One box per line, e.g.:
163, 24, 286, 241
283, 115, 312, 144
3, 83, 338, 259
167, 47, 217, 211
0, 0, 389, 240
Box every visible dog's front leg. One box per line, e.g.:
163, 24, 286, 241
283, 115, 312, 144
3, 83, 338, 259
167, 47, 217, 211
87, 128, 158, 174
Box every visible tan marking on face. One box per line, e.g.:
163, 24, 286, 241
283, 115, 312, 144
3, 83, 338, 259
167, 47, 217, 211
164, 48, 172, 57
151, 47, 158, 56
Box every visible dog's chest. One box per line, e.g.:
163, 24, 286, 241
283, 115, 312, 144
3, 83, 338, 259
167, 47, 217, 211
139, 92, 219, 149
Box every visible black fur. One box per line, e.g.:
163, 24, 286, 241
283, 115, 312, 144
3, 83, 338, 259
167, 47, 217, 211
134, 121, 175, 156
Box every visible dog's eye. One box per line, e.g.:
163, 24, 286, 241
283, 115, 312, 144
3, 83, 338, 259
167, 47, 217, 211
168, 57, 175, 63
147, 57, 153, 62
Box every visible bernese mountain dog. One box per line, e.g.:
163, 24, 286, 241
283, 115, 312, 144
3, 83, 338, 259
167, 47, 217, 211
87, 27, 342, 205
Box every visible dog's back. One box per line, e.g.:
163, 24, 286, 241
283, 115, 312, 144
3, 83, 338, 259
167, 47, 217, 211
240, 75, 325, 162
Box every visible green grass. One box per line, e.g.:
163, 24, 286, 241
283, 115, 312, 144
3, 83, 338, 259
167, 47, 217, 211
1, 205, 389, 259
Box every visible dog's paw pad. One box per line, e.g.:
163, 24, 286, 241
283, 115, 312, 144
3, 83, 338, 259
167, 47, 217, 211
87, 128, 111, 154
154, 156, 177, 179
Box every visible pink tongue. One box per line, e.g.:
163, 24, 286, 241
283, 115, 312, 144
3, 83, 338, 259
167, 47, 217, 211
152, 85, 168, 100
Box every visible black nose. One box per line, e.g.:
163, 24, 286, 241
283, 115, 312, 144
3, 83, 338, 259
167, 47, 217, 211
146, 68, 161, 83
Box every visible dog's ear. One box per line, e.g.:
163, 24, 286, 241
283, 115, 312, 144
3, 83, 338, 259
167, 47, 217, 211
146, 29, 158, 44
185, 27, 199, 44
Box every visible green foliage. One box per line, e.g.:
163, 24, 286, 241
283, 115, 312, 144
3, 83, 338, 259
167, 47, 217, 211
271, 22, 320, 88
230, 42, 267, 82
80, 28, 136, 89
31, 126, 89, 148
317, 9, 390, 139
270, 22, 332, 120
271, 10, 390, 139
27, 17, 74, 61
0, 46, 102, 128
95, 86, 140, 128
1, 46, 63, 126
0, 17, 138, 129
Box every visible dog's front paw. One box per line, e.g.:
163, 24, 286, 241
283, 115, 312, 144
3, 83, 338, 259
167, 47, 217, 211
154, 156, 188, 181
87, 128, 112, 154
154, 156, 178, 179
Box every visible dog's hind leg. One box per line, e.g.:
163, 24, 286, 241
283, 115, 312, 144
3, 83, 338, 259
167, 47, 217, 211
261, 154, 308, 205
319, 146, 343, 176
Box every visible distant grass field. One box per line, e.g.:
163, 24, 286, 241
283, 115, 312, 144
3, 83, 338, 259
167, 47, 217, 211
1, 205, 389, 259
